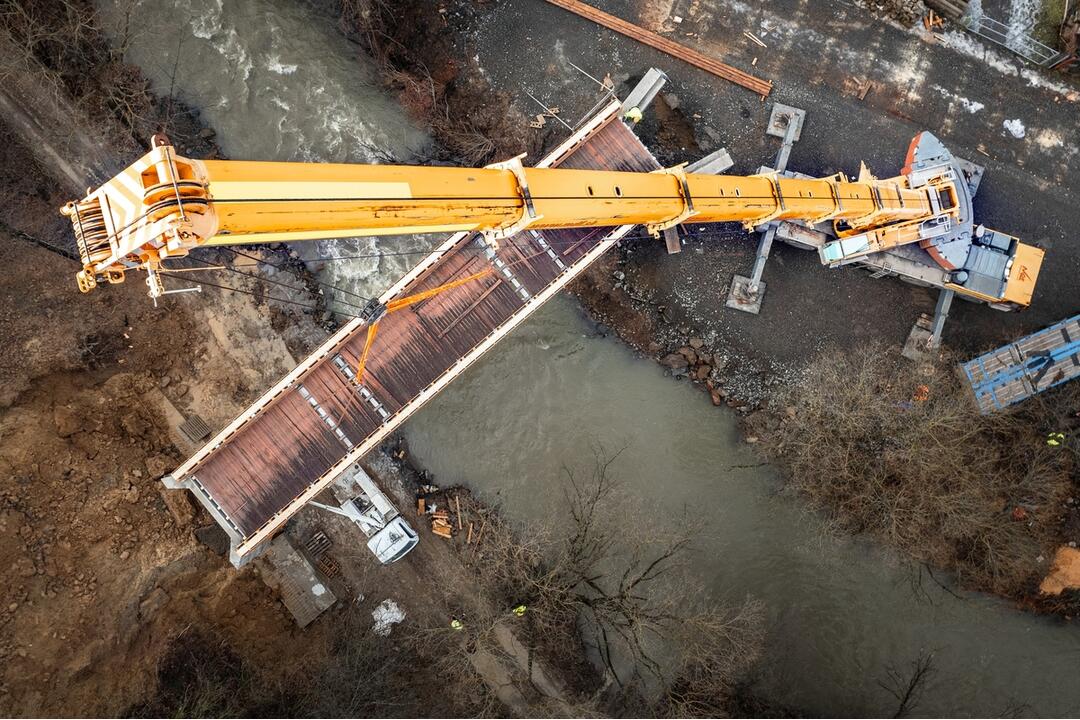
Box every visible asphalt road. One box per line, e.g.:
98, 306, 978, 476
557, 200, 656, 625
464, 0, 1078, 366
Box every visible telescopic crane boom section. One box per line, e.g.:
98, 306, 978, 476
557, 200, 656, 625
63, 132, 1041, 308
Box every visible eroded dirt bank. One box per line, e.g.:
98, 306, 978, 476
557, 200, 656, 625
0, 26, 340, 705
0, 2, 387, 713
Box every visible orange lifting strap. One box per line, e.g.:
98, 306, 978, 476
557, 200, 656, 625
354, 268, 495, 384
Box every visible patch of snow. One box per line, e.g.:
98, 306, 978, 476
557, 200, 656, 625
1020, 68, 1080, 100
1003, 118, 1027, 138
932, 85, 985, 113
938, 29, 1079, 100
372, 599, 405, 636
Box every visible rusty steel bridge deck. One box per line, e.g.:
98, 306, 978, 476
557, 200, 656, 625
164, 103, 660, 563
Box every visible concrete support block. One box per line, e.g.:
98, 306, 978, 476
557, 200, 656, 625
726, 275, 766, 314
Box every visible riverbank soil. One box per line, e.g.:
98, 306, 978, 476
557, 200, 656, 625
0, 2, 370, 713
0, 2, 618, 714
0, 132, 334, 714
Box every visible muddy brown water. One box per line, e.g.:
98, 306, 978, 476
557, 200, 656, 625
99, 0, 1080, 715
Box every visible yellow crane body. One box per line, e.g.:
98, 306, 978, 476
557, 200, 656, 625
63, 131, 1042, 308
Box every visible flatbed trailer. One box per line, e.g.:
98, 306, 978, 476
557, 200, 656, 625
961, 314, 1080, 413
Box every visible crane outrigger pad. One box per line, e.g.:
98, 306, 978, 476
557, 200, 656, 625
163, 102, 661, 565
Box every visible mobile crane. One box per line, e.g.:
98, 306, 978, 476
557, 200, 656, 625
63, 129, 1042, 310
68, 105, 1046, 566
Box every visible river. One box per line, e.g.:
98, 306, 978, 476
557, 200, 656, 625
98, 0, 1080, 715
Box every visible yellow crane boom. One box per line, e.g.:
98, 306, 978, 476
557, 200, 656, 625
63, 131, 1042, 308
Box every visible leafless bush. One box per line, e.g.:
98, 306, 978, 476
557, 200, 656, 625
138, 613, 491, 718
294, 608, 445, 717
659, 599, 766, 718
1, 0, 167, 147
337, 0, 533, 166
773, 344, 1078, 596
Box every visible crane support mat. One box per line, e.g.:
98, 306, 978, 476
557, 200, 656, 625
162, 101, 660, 565
961, 313, 1080, 413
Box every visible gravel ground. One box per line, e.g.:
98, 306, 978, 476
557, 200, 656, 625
462, 0, 1079, 400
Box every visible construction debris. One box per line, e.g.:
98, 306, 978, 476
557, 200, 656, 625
528, 106, 562, 129
743, 30, 767, 48
542, 0, 772, 96
432, 514, 453, 538
305, 530, 333, 558
922, 8, 945, 31
315, 554, 341, 579
420, 486, 457, 538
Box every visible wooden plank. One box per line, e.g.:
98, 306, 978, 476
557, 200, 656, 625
541, 0, 772, 97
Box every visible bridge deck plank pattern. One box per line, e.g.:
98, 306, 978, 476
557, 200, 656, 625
169, 105, 659, 556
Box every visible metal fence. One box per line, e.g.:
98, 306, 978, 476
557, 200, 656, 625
962, 11, 1071, 67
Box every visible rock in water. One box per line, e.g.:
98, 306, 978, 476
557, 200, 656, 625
661, 353, 689, 370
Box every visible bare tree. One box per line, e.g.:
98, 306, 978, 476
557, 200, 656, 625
877, 650, 936, 718
469, 446, 765, 716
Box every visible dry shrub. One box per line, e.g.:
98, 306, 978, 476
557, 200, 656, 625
774, 344, 1078, 596
1, 0, 207, 154
659, 600, 766, 718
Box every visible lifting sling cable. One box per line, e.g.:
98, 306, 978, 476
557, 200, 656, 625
353, 268, 495, 385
